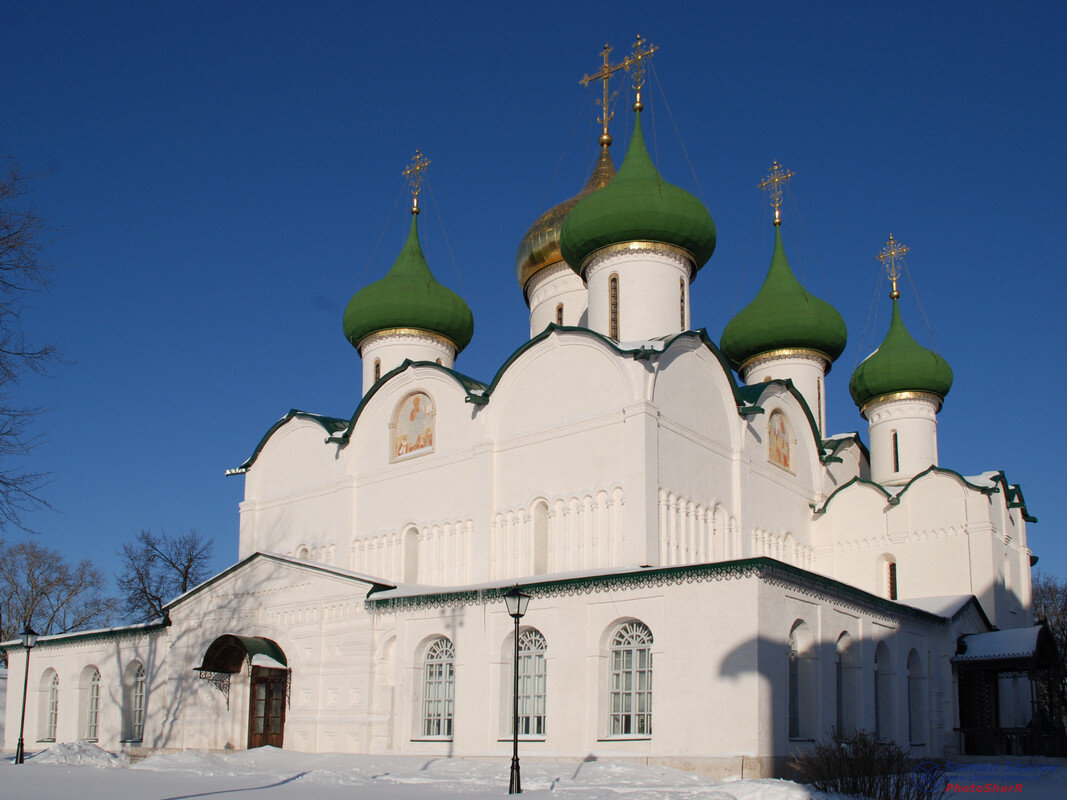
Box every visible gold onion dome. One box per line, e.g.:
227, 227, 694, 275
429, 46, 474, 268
515, 146, 616, 296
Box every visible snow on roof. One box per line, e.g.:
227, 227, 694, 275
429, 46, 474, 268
825, 431, 860, 441
903, 595, 975, 619
963, 470, 1002, 489
370, 564, 653, 601
954, 627, 1043, 662
0, 618, 167, 650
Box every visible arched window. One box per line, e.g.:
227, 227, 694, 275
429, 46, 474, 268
888, 560, 898, 600
43, 670, 59, 741
679, 277, 686, 329
789, 621, 815, 739
835, 633, 857, 732
874, 641, 892, 741
555, 303, 564, 325
374, 358, 381, 381
422, 637, 455, 737
124, 661, 146, 742
891, 430, 900, 473
84, 667, 101, 740
608, 273, 620, 340
516, 628, 547, 735
907, 649, 924, 744
609, 621, 652, 735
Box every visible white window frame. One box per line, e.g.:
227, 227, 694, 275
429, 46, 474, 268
131, 663, 146, 741
516, 628, 547, 736
608, 621, 653, 736
85, 668, 101, 740
422, 637, 455, 738
46, 673, 59, 741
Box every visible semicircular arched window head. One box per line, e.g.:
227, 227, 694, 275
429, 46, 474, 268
767, 409, 794, 473
123, 661, 147, 742
421, 636, 455, 738
608, 621, 653, 736
788, 620, 816, 740
392, 392, 436, 462
39, 668, 59, 741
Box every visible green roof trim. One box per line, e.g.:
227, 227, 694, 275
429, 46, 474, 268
237, 325, 840, 477
230, 410, 347, 473
721, 224, 847, 369
342, 215, 474, 353
367, 557, 946, 625
850, 298, 953, 409
560, 110, 715, 273
812, 465, 1033, 517
329, 359, 489, 445
0, 618, 171, 655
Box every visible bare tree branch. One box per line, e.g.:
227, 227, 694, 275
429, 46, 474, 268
117, 529, 215, 622
0, 539, 118, 662
0, 156, 59, 531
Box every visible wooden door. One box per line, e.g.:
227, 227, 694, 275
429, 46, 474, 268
248, 666, 287, 749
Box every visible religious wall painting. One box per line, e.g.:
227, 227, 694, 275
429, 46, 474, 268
392, 392, 435, 460
768, 409, 793, 472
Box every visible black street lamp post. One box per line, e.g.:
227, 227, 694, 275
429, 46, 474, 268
15, 622, 39, 765
503, 586, 531, 795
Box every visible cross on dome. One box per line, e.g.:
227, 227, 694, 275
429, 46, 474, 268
876, 234, 909, 298
402, 149, 431, 214
758, 161, 794, 226
580, 43, 630, 148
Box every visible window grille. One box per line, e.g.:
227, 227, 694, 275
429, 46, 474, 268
888, 561, 898, 600
47, 673, 59, 740
516, 629, 547, 735
422, 637, 455, 737
132, 664, 146, 741
609, 621, 652, 735
86, 669, 101, 740
374, 359, 381, 381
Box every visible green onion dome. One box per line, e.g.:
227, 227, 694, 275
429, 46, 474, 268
515, 146, 616, 295
720, 225, 847, 370
849, 298, 953, 409
343, 215, 474, 353
559, 110, 715, 274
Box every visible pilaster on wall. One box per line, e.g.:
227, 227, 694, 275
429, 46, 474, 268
623, 401, 660, 565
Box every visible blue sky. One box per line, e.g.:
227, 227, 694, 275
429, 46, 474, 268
3, 1, 1065, 590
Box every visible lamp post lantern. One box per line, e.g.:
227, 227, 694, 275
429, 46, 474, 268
503, 586, 531, 794
15, 622, 39, 765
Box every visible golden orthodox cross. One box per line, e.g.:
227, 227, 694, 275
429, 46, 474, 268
580, 43, 631, 147
876, 234, 909, 298
402, 150, 431, 214
758, 161, 795, 226
628, 34, 658, 109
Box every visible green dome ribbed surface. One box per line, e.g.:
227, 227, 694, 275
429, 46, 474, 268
849, 298, 953, 408
720, 225, 847, 368
343, 215, 474, 352
559, 111, 715, 273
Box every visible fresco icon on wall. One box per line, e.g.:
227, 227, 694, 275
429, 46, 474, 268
394, 392, 435, 459
768, 410, 792, 471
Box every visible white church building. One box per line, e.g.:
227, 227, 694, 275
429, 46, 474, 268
1, 47, 1054, 778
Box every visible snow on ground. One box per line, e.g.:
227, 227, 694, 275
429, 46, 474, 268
1, 744, 1065, 799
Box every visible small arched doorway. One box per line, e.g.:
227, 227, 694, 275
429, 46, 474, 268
195, 634, 290, 749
